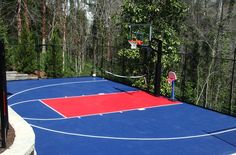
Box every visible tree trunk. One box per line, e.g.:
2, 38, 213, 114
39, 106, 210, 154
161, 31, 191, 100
23, 0, 30, 31
62, 0, 67, 72
17, 0, 22, 42
214, 0, 224, 54
41, 0, 46, 53
205, 0, 224, 108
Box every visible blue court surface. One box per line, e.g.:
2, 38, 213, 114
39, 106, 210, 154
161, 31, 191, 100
7, 77, 236, 155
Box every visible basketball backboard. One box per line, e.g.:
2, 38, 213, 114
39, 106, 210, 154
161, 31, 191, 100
128, 24, 152, 46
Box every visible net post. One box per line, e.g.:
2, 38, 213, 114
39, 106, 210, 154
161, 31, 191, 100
0, 40, 8, 148
154, 40, 162, 97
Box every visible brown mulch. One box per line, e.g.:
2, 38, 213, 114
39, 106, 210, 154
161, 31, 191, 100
0, 124, 15, 153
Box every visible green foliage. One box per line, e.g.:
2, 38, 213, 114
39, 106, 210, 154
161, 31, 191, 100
0, 17, 15, 70
15, 22, 37, 73
63, 67, 75, 77
44, 30, 63, 78
120, 0, 187, 94
118, 48, 140, 59
160, 76, 172, 96
181, 81, 196, 104
79, 61, 94, 76
0, 18, 7, 43
40, 52, 47, 73
117, 48, 142, 75
121, 0, 187, 41
131, 77, 147, 89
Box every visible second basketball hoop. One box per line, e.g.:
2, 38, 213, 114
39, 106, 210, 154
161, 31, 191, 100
128, 23, 152, 49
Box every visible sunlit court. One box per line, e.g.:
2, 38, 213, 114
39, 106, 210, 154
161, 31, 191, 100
7, 77, 236, 155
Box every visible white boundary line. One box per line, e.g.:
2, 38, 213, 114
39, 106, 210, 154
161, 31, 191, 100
29, 123, 236, 141
8, 79, 108, 100
39, 100, 67, 118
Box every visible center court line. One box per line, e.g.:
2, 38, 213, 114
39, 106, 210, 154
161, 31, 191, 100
7, 79, 108, 100
29, 123, 236, 141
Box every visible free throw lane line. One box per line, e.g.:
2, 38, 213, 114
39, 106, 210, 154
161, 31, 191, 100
39, 100, 67, 118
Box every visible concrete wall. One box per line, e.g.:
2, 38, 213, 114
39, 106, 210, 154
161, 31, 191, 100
2, 107, 36, 155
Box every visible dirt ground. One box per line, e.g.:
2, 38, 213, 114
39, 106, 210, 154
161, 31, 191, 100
0, 124, 15, 153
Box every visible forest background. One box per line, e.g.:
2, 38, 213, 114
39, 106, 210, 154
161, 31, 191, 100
0, 0, 236, 116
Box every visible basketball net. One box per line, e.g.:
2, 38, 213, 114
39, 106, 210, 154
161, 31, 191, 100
128, 40, 143, 49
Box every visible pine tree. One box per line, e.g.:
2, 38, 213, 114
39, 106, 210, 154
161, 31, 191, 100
45, 29, 63, 78
15, 18, 37, 73
0, 17, 15, 70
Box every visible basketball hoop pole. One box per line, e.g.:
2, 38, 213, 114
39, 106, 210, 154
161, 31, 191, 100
0, 40, 8, 148
128, 23, 161, 96
171, 81, 175, 100
168, 71, 177, 100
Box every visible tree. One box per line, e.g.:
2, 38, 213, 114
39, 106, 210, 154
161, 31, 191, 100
41, 0, 46, 53
15, 19, 36, 73
44, 29, 63, 77
119, 0, 187, 93
182, 0, 236, 113
88, 0, 123, 75
17, 0, 22, 42
0, 17, 15, 70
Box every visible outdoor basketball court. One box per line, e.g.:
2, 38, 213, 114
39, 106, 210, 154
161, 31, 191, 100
7, 77, 236, 155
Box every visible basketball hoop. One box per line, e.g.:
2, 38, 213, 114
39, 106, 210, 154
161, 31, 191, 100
128, 23, 152, 46
167, 71, 177, 100
128, 40, 143, 49
167, 71, 177, 84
